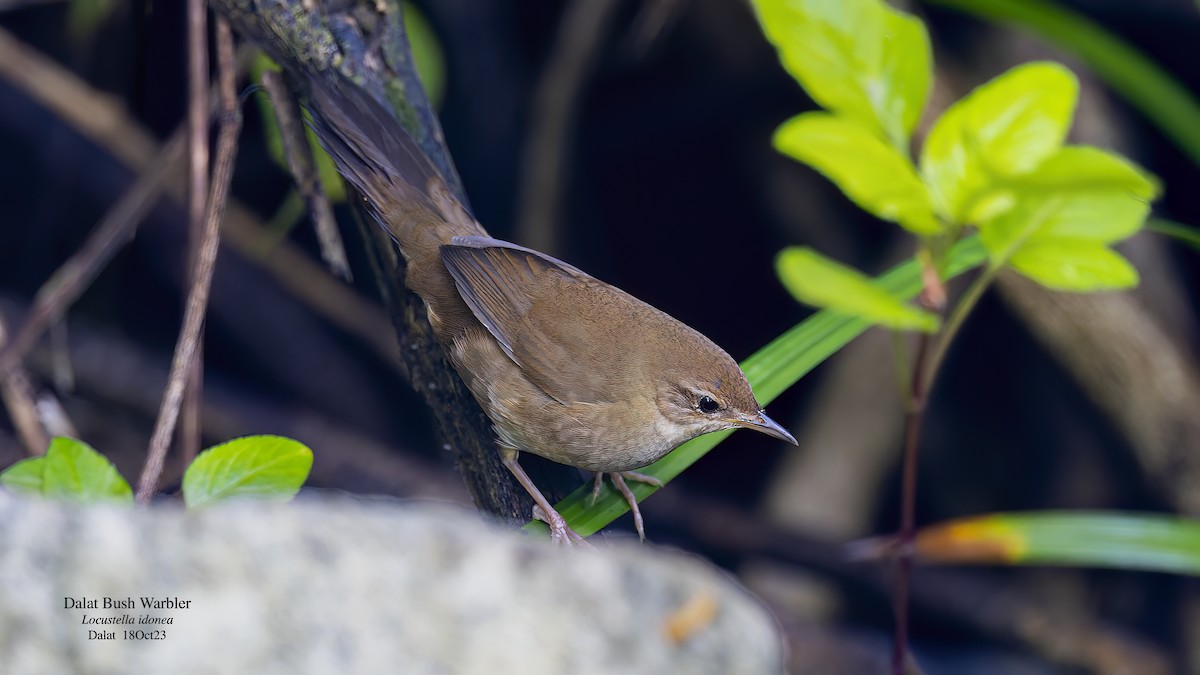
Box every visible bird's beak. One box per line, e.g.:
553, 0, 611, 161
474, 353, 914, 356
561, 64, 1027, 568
733, 410, 798, 445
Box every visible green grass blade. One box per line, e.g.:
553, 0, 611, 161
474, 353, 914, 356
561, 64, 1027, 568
528, 236, 988, 536
914, 511, 1200, 575
925, 0, 1200, 168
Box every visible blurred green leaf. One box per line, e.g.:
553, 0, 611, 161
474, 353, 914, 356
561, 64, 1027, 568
927, 0, 1200, 170
777, 247, 941, 331
751, 0, 931, 147
977, 146, 1156, 290
404, 2, 447, 108
67, 0, 118, 43
40, 437, 133, 504
1009, 240, 1139, 291
1007, 146, 1159, 202
529, 237, 988, 537
981, 166, 1154, 252
774, 113, 940, 235
921, 62, 1078, 223
914, 512, 1200, 575
182, 435, 313, 509
0, 456, 47, 495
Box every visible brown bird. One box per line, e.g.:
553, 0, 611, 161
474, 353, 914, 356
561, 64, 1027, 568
305, 77, 797, 543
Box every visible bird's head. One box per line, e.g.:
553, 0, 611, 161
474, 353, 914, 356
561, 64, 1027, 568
655, 349, 797, 447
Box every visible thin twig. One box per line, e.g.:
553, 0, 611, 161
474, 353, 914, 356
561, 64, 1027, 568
186, 0, 209, 265
48, 318, 74, 392
179, 0, 210, 468
0, 315, 49, 455
260, 69, 351, 280
0, 131, 186, 379
514, 0, 624, 254
136, 17, 241, 503
180, 349, 203, 464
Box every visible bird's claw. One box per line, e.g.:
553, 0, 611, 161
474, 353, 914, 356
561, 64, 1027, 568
532, 505, 592, 548
591, 471, 662, 543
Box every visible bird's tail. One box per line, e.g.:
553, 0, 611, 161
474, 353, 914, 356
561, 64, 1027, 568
303, 74, 487, 340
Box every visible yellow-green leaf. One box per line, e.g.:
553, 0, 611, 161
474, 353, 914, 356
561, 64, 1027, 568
0, 456, 47, 495
1009, 239, 1139, 291
182, 435, 313, 509
41, 437, 133, 504
975, 145, 1157, 291
1009, 146, 1159, 200
751, 0, 931, 147
776, 247, 940, 332
921, 62, 1078, 222
774, 113, 940, 235
981, 192, 1151, 260
914, 512, 1200, 575
405, 2, 447, 108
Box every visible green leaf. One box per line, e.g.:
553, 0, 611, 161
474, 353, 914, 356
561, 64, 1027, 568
921, 62, 1078, 222
1007, 146, 1159, 202
404, 2, 447, 108
1009, 240, 1138, 291
982, 191, 1150, 253
0, 456, 47, 495
751, 0, 931, 147
980, 146, 1158, 238
526, 237, 989, 538
777, 247, 940, 332
40, 437, 133, 504
67, 0, 118, 42
913, 511, 1200, 575
774, 113, 940, 235
182, 435, 313, 509
976, 146, 1157, 290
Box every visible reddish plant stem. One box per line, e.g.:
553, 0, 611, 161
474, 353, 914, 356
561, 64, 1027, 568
891, 330, 933, 675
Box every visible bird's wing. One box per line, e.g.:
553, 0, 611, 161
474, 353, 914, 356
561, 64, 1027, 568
440, 237, 643, 405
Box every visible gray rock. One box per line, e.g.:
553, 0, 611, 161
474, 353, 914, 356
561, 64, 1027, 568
0, 491, 783, 674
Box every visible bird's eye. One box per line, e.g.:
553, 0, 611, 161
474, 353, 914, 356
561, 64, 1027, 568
698, 396, 720, 414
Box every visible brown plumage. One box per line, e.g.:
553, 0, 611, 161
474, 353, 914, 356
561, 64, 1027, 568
305, 76, 796, 542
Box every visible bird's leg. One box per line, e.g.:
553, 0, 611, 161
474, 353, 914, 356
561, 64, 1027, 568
595, 471, 664, 543
618, 470, 663, 489
499, 446, 587, 545
590, 472, 605, 505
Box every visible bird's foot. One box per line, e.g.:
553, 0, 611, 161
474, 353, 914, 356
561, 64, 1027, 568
591, 471, 664, 543
531, 504, 592, 548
